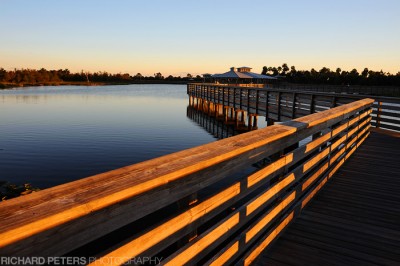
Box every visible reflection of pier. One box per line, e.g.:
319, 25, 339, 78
187, 105, 237, 139
188, 95, 258, 138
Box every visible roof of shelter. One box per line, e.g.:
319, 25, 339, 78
244, 72, 277, 79
213, 69, 252, 79
212, 67, 276, 79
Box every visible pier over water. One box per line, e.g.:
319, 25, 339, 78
0, 83, 399, 265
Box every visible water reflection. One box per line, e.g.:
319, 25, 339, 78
186, 96, 263, 140
0, 85, 216, 188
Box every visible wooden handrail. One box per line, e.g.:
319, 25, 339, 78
0, 96, 374, 265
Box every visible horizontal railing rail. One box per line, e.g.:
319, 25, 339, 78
0, 96, 373, 265
188, 83, 400, 132
270, 83, 400, 97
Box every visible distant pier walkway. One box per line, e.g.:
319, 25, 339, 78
255, 129, 400, 266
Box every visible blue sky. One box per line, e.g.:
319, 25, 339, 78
1, 0, 399, 76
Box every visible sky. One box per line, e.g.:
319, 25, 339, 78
1, 0, 399, 76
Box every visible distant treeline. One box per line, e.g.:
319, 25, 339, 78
1, 65, 400, 88
262, 64, 400, 86
0, 68, 202, 88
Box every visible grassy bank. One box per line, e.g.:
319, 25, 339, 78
0, 181, 40, 201
0, 81, 116, 89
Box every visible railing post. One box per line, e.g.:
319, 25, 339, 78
331, 96, 337, 108
248, 114, 253, 130
256, 89, 260, 115
247, 89, 251, 113
291, 93, 296, 119
376, 101, 382, 128
240, 88, 243, 110
227, 87, 230, 107
213, 86, 216, 104
222, 87, 226, 106
234, 87, 237, 109
177, 193, 198, 246
265, 91, 269, 121
277, 92, 282, 121
310, 94, 315, 114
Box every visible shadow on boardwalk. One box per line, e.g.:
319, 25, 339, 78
254, 129, 400, 266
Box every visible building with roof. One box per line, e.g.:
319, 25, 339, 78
204, 67, 276, 85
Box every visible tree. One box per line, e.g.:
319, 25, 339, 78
361, 68, 369, 78
261, 66, 268, 75
281, 63, 289, 75
134, 73, 143, 80
154, 72, 164, 79
0, 68, 7, 82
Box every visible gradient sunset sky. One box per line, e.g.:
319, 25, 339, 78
1, 0, 399, 76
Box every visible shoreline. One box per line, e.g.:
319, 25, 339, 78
0, 80, 191, 90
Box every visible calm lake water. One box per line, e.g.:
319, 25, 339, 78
0, 84, 222, 188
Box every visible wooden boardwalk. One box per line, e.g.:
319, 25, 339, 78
254, 129, 400, 266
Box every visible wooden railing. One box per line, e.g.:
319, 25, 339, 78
0, 97, 373, 265
188, 83, 400, 132
270, 83, 400, 97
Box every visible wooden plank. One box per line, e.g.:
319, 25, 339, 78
278, 230, 399, 265
162, 188, 297, 265
254, 131, 400, 266
90, 147, 299, 263
371, 122, 400, 131
210, 128, 368, 265
372, 104, 400, 111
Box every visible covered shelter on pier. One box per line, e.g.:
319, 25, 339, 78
204, 67, 276, 85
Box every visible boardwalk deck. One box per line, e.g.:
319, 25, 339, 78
253, 129, 400, 266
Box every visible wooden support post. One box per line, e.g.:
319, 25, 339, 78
235, 110, 239, 128
198, 98, 202, 111
248, 115, 253, 130
253, 115, 258, 128
224, 106, 229, 123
